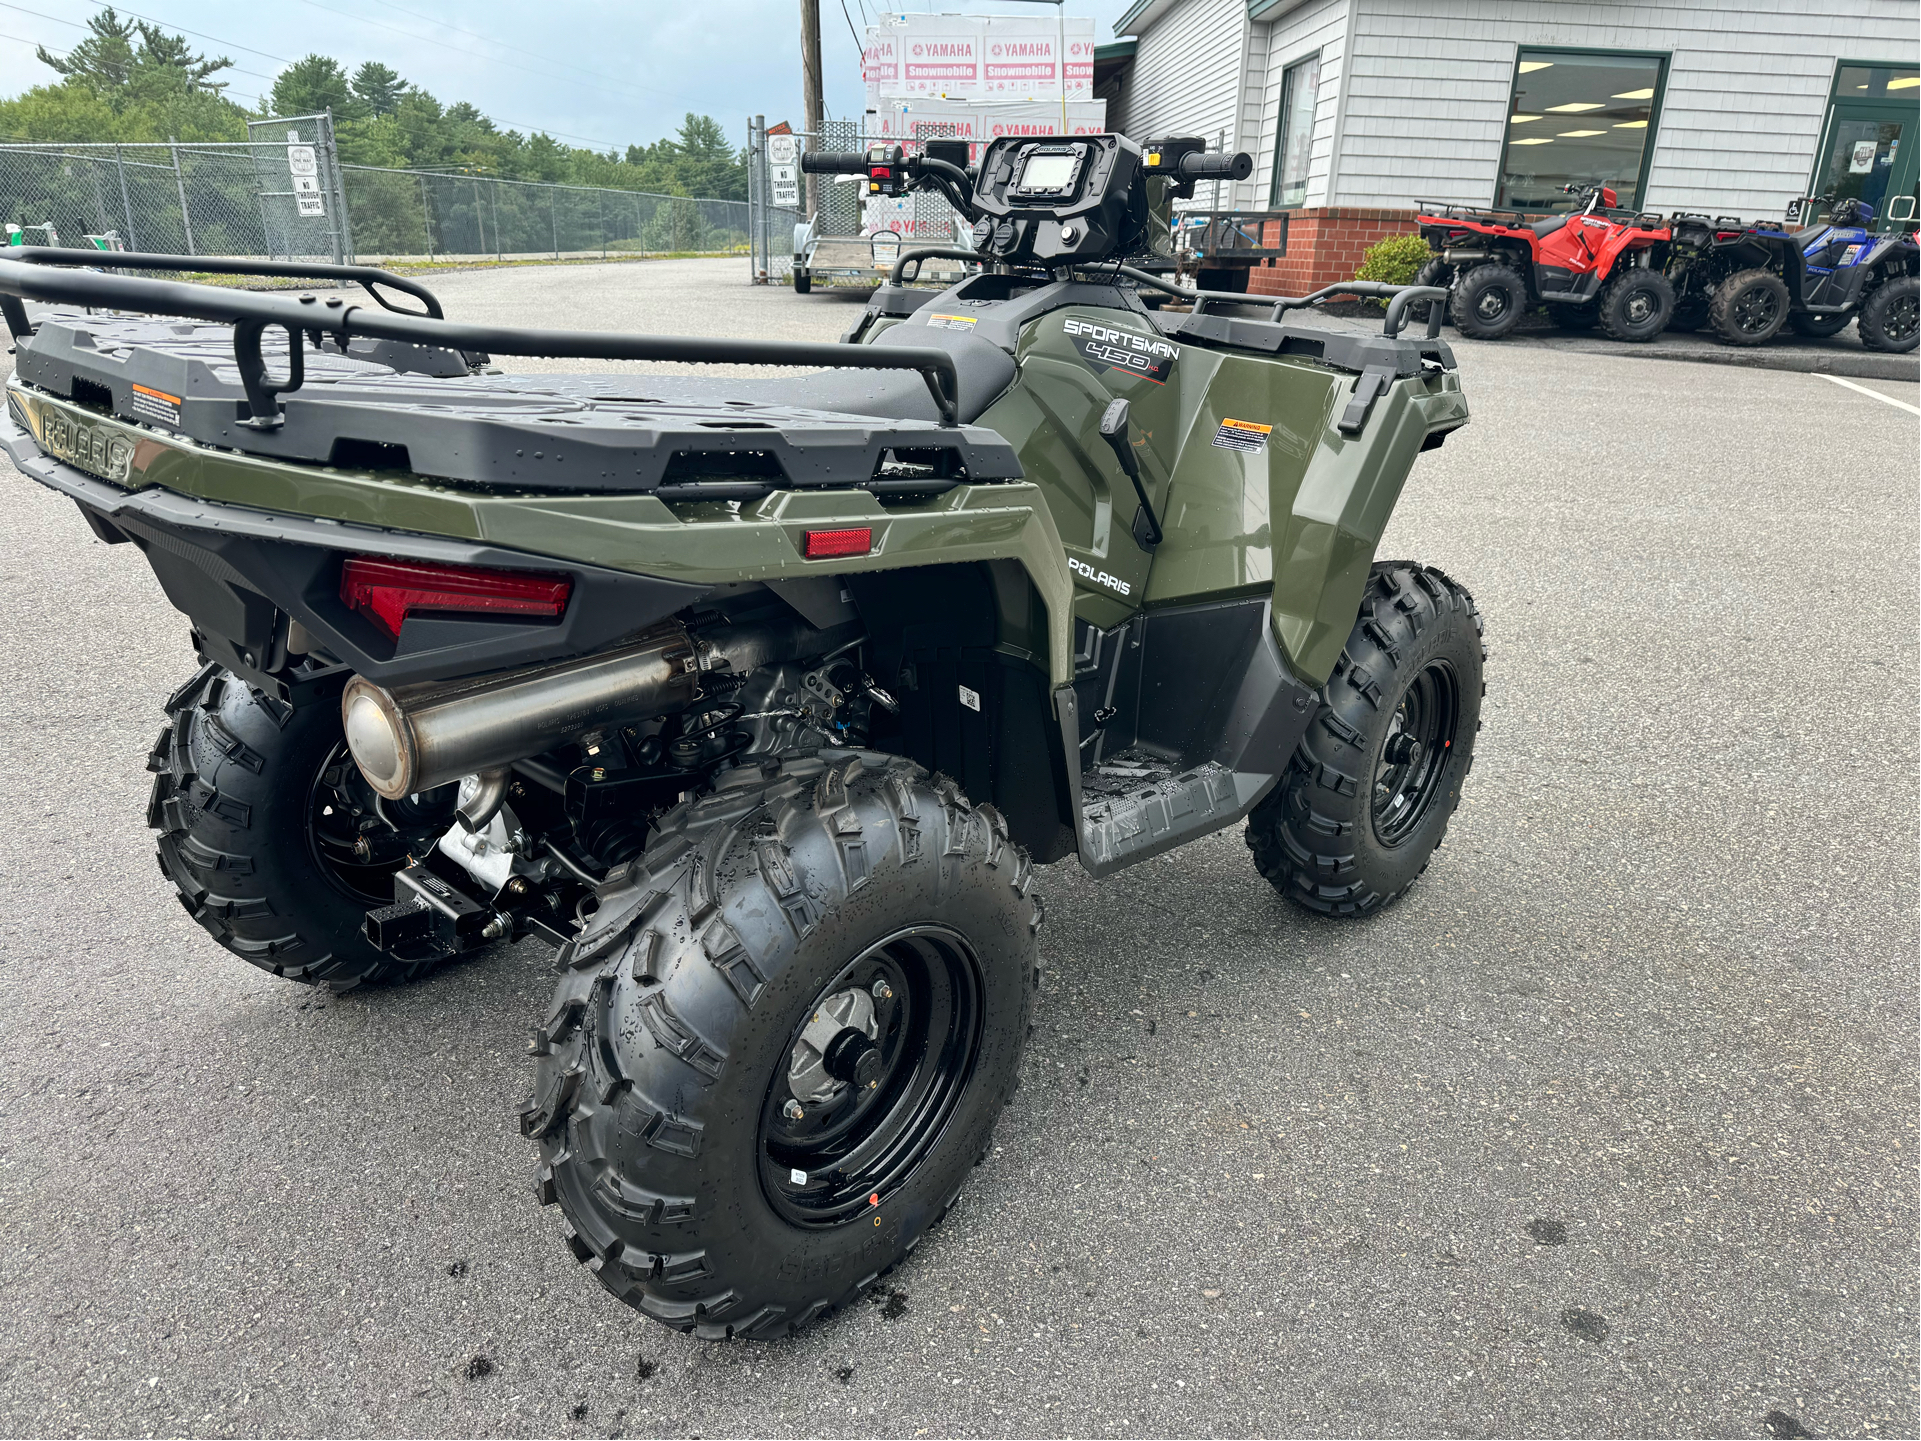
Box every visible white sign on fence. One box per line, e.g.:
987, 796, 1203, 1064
296, 194, 326, 218
768, 133, 798, 167
286, 144, 317, 177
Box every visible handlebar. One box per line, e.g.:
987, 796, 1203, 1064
799, 151, 870, 175
1174, 151, 1253, 182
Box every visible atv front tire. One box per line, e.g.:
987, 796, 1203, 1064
1858, 276, 1919, 353
1597, 269, 1674, 342
528, 751, 1040, 1339
149, 664, 458, 989
1710, 267, 1790, 345
1449, 264, 1526, 340
1246, 564, 1484, 917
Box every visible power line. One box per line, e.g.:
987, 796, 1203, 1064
0, 3, 279, 89
289, 0, 690, 139
361, 0, 703, 110
12, 0, 658, 154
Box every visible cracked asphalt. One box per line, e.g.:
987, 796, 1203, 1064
0, 258, 1914, 1438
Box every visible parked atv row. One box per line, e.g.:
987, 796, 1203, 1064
1413, 189, 1918, 353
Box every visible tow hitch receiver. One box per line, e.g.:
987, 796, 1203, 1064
365, 864, 505, 962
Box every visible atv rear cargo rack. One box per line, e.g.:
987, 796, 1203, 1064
0, 248, 968, 428
0, 249, 1028, 500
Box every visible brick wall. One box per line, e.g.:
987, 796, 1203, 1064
1239, 207, 1418, 297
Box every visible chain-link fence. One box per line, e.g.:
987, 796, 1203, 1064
0, 112, 754, 267
0, 114, 350, 262
343, 168, 751, 262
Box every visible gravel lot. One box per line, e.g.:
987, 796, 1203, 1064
0, 258, 1914, 1439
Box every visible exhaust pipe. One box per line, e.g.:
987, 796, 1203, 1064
342, 616, 853, 800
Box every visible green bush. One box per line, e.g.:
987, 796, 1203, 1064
1354, 232, 1434, 286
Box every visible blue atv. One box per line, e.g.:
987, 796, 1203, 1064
1667, 196, 1918, 351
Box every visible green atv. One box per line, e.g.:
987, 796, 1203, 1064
0, 133, 1481, 1339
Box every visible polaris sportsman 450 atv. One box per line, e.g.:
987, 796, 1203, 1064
0, 133, 1480, 1339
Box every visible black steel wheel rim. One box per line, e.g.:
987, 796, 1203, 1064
1475, 283, 1511, 321
1733, 283, 1781, 334
1372, 661, 1461, 847
306, 742, 455, 905
1623, 286, 1656, 325
760, 926, 984, 1228
1886, 292, 1918, 343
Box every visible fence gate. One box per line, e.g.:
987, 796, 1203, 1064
746, 118, 964, 286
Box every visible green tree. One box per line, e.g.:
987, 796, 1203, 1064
351, 62, 406, 118
271, 54, 359, 120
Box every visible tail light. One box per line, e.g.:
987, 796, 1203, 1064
340, 556, 571, 639
802, 527, 873, 559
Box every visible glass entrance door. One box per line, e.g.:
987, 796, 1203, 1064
1815, 65, 1918, 229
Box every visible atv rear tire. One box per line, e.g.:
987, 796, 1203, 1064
149, 664, 458, 989
1858, 276, 1919, 353
1449, 264, 1526, 340
1596, 269, 1674, 342
1409, 258, 1453, 326
528, 751, 1040, 1339
1787, 311, 1853, 338
1246, 564, 1484, 918
1710, 267, 1789, 345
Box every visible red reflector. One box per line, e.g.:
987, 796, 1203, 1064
802, 527, 873, 559
340, 556, 570, 639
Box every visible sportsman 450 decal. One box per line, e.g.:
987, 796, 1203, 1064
1068, 555, 1132, 596
1062, 316, 1178, 385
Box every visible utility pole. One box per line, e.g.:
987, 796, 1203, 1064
800, 0, 824, 216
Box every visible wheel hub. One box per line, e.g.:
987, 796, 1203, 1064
761, 928, 984, 1228
787, 987, 881, 1104
1372, 661, 1461, 847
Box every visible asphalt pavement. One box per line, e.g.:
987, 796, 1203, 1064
0, 258, 1914, 1439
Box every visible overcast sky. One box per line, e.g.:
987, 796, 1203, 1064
0, 1, 1137, 151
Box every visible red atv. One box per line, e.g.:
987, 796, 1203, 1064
1413, 185, 1675, 341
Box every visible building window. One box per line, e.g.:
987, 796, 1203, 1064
1498, 48, 1667, 211
1814, 64, 1919, 223
1270, 54, 1320, 209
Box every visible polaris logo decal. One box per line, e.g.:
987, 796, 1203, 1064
37, 405, 137, 483
1069, 556, 1132, 596
1062, 316, 1177, 385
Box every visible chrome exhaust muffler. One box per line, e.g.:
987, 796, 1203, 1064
342, 616, 852, 800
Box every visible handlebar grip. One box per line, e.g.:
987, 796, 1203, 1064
1176, 151, 1253, 182
799, 152, 869, 175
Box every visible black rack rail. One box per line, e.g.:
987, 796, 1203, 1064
0, 248, 967, 427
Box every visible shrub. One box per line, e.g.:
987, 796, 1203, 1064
1354, 232, 1433, 286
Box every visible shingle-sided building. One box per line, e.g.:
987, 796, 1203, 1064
1098, 0, 1919, 293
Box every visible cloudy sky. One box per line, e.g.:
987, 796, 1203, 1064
0, 1, 1136, 150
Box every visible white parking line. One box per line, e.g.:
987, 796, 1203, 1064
1819, 372, 1921, 416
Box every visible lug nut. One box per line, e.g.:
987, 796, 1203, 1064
783, 1098, 805, 1122
871, 978, 894, 1002
352, 835, 372, 860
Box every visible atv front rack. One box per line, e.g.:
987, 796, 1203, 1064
1112, 265, 1447, 339
0, 248, 967, 427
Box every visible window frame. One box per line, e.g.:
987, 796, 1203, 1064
1809, 57, 1920, 197
1495, 44, 1671, 211
1267, 50, 1322, 211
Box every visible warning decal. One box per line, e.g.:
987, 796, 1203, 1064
924, 313, 978, 331
1212, 418, 1272, 452
129, 383, 183, 428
